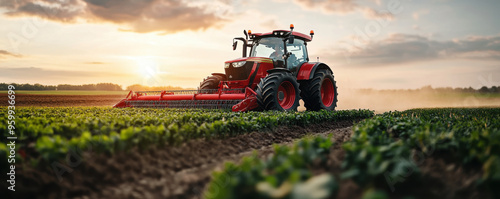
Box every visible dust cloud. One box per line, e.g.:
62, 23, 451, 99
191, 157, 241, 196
298, 89, 500, 113
335, 89, 500, 114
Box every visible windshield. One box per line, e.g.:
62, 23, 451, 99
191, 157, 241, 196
250, 37, 284, 61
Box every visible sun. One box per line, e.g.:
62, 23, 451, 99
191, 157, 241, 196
133, 57, 165, 86
135, 57, 159, 78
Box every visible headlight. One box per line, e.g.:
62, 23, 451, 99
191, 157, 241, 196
233, 61, 246, 68
224, 63, 231, 68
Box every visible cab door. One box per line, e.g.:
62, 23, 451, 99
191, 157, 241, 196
286, 39, 308, 74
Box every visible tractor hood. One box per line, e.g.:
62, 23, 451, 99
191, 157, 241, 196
224, 57, 273, 81
224, 57, 273, 64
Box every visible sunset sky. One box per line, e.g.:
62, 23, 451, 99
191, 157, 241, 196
1, 0, 499, 89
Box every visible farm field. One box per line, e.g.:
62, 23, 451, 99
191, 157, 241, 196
0, 90, 129, 95
340, 89, 500, 113
0, 93, 124, 107
0, 90, 126, 107
1, 107, 499, 198
0, 107, 372, 198
207, 108, 500, 199
2, 89, 500, 113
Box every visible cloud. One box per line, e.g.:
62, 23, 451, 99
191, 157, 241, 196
260, 19, 279, 29
412, 10, 429, 21
371, 0, 381, 6
330, 34, 500, 66
293, 0, 393, 20
0, 50, 22, 59
1, 0, 84, 22
361, 7, 394, 20
294, 0, 357, 13
0, 0, 227, 34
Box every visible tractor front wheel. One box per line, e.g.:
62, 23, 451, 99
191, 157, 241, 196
256, 72, 300, 111
300, 70, 338, 111
199, 75, 224, 93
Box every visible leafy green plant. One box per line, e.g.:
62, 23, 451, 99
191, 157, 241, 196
0, 107, 373, 164
343, 108, 500, 197
206, 136, 338, 199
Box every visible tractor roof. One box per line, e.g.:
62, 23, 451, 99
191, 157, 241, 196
250, 30, 312, 42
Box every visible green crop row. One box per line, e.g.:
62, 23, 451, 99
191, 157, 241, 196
343, 108, 500, 193
0, 107, 374, 164
209, 108, 500, 198
206, 136, 338, 199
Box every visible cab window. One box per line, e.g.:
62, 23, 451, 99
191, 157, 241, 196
250, 37, 284, 61
286, 39, 307, 71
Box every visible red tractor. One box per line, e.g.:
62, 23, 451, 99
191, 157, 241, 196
114, 25, 338, 112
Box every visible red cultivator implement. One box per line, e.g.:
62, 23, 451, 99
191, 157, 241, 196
113, 88, 258, 112
114, 25, 338, 112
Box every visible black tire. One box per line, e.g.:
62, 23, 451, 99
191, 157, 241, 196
199, 75, 224, 93
256, 72, 300, 111
299, 70, 338, 111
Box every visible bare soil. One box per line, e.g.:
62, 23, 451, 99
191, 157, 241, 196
0, 94, 124, 107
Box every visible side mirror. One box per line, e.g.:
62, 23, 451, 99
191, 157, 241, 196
243, 30, 248, 40
288, 34, 294, 44
233, 41, 238, 51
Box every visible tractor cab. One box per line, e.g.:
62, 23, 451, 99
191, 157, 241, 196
250, 36, 309, 73
235, 24, 314, 74
221, 25, 315, 88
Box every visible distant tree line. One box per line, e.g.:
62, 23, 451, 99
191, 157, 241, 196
0, 83, 123, 91
427, 86, 500, 93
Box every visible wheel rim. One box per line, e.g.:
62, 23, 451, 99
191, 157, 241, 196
277, 81, 296, 109
321, 78, 335, 107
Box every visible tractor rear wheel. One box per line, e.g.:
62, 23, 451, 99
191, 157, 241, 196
300, 70, 338, 111
199, 75, 224, 93
256, 72, 300, 111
